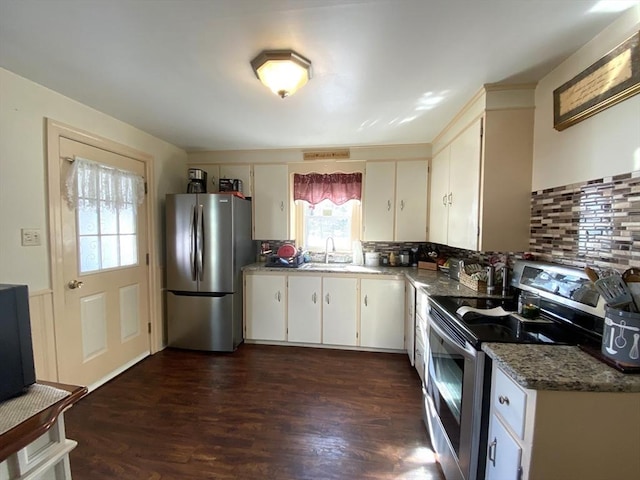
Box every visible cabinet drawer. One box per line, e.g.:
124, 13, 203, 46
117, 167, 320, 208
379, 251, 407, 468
493, 368, 527, 439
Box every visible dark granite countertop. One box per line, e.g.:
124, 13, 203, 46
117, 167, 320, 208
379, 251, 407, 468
482, 343, 640, 393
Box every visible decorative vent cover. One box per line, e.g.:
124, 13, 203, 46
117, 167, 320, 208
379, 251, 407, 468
303, 149, 350, 161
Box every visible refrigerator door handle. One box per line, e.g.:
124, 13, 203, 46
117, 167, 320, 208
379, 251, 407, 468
189, 205, 197, 281
196, 203, 204, 281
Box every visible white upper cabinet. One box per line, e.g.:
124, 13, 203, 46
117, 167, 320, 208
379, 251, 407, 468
428, 147, 450, 245
395, 160, 428, 241
362, 161, 395, 241
448, 118, 482, 250
252, 164, 291, 240
429, 86, 535, 251
363, 161, 428, 241
219, 164, 252, 197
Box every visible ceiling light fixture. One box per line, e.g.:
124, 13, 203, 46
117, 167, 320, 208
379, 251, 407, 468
251, 49, 313, 98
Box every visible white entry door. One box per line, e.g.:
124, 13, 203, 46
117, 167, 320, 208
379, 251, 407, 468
57, 137, 150, 388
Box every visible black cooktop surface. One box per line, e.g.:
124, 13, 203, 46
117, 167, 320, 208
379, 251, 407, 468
429, 295, 600, 348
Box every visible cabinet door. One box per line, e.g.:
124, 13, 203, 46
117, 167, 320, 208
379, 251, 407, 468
287, 276, 322, 344
322, 277, 358, 346
245, 274, 286, 341
360, 278, 405, 350
395, 161, 428, 241
448, 118, 482, 250
220, 164, 252, 197
486, 414, 522, 480
428, 147, 450, 245
405, 281, 416, 365
362, 162, 395, 241
253, 164, 290, 240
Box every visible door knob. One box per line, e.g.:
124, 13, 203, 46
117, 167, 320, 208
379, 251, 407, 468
68, 279, 84, 289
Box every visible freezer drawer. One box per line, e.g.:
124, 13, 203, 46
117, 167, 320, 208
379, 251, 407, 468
167, 292, 241, 351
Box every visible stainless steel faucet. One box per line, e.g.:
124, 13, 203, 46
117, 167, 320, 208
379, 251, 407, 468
324, 237, 335, 263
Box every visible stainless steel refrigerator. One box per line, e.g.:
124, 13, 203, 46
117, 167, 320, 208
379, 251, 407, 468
166, 193, 256, 351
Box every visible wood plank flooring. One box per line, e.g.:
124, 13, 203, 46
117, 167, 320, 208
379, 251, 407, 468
64, 344, 445, 480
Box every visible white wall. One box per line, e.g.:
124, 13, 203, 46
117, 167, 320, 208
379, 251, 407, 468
0, 68, 187, 292
532, 6, 640, 191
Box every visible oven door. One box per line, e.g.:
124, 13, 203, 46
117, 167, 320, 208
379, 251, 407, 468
426, 310, 486, 480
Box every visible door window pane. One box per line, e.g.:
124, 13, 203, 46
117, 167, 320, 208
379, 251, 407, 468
79, 236, 100, 273
76, 182, 139, 273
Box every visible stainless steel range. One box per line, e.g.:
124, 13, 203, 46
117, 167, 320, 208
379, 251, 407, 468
424, 260, 607, 480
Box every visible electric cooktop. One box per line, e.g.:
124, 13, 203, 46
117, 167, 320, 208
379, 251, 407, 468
429, 295, 601, 350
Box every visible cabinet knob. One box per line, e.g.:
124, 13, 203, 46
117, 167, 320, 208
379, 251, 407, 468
498, 395, 510, 405
275, 291, 281, 302
448, 192, 453, 205
312, 292, 317, 304
400, 199, 405, 211
387, 200, 391, 211
325, 293, 330, 305
364, 295, 368, 307
280, 201, 284, 211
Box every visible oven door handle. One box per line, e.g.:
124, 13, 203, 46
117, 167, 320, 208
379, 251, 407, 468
428, 315, 477, 358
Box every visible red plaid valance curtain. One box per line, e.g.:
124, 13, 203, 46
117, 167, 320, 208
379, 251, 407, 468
293, 173, 362, 206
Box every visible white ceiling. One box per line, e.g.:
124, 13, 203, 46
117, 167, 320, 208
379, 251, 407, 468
0, 0, 636, 151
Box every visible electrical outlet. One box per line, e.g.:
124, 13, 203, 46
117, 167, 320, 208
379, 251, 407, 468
21, 228, 42, 246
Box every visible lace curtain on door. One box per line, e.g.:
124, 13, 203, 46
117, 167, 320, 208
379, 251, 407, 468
65, 157, 145, 211
293, 172, 362, 206
64, 156, 145, 273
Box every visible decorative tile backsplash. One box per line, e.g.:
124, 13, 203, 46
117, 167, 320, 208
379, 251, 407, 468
530, 171, 640, 271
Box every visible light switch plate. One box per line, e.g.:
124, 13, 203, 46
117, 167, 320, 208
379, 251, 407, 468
21, 228, 42, 246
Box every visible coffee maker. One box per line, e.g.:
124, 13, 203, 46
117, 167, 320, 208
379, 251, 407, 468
187, 168, 207, 193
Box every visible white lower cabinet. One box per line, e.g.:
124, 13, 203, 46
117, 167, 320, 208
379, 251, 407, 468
287, 275, 322, 343
245, 272, 406, 350
245, 273, 286, 341
405, 281, 416, 365
322, 277, 358, 346
360, 278, 405, 350
486, 414, 522, 480
487, 364, 640, 480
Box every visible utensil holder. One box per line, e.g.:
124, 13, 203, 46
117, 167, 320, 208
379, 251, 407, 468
601, 306, 640, 366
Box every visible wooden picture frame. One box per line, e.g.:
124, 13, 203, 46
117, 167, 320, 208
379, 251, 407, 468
553, 31, 640, 131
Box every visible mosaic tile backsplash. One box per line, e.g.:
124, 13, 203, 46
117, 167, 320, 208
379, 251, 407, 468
530, 171, 640, 271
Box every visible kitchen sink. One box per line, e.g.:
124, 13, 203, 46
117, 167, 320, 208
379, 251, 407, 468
298, 263, 380, 274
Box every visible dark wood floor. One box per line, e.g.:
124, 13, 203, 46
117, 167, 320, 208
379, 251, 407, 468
65, 344, 444, 480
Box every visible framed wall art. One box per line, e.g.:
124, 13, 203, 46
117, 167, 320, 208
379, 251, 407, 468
553, 30, 640, 131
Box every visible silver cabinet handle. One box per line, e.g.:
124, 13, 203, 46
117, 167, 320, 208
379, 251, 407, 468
280, 201, 284, 211
488, 438, 497, 467
325, 293, 330, 305
312, 292, 317, 304
498, 395, 510, 405
68, 280, 84, 289
448, 192, 453, 205
400, 199, 405, 211
276, 291, 281, 302
387, 200, 391, 211
364, 295, 368, 307
442, 194, 447, 206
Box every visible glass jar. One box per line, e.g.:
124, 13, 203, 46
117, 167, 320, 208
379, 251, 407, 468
518, 291, 540, 319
